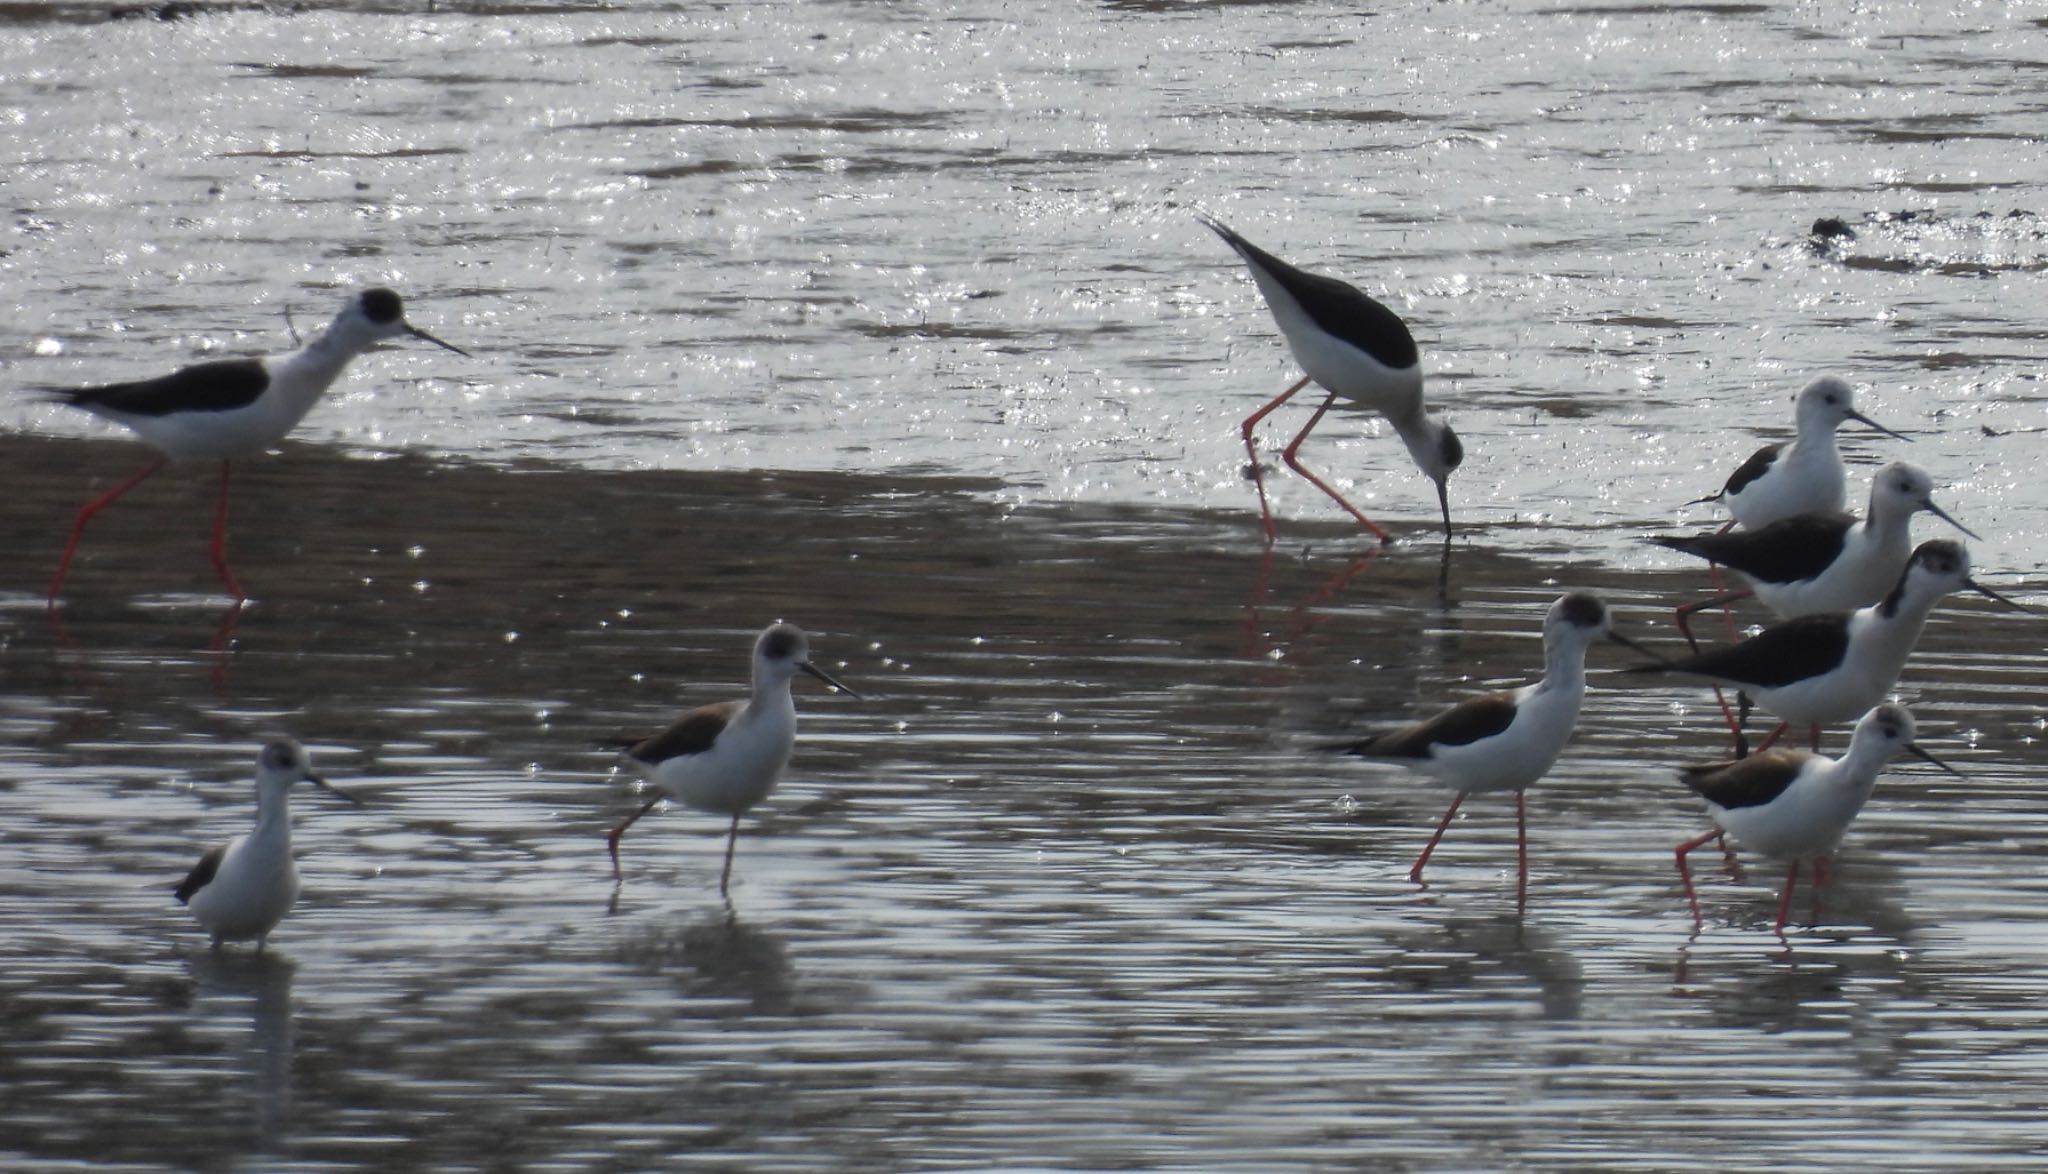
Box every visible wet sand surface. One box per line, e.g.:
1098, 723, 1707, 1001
4, 0, 2048, 1166
5, 433, 2048, 1169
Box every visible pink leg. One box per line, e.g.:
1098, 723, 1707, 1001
47, 457, 169, 605
606, 794, 666, 881
1773, 859, 1801, 934
1674, 590, 1755, 654
1716, 829, 1743, 880
207, 460, 245, 601
1751, 722, 1789, 755
718, 813, 743, 896
1670, 590, 1758, 756
1409, 792, 1465, 883
1706, 555, 1742, 643
1711, 684, 1749, 757
1241, 375, 1313, 541
1281, 391, 1394, 544
1674, 826, 1725, 926
1703, 524, 1736, 639
1672, 532, 1742, 765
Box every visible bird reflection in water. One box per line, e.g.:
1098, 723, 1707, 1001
185, 950, 296, 1151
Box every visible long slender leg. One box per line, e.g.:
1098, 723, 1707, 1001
606, 794, 666, 881
1723, 692, 1758, 757
1751, 721, 1789, 755
47, 457, 168, 605
1674, 590, 1756, 654
1773, 859, 1801, 934
1716, 829, 1743, 880
1807, 725, 1821, 752
1241, 375, 1312, 541
1674, 826, 1725, 925
1409, 792, 1465, 883
1674, 584, 1757, 753
1707, 519, 1742, 639
207, 460, 245, 601
1281, 392, 1394, 544
1708, 684, 1749, 758
1705, 555, 1743, 643
717, 814, 743, 896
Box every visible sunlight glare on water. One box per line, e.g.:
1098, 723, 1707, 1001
1, 0, 2046, 1169
0, 1, 2038, 561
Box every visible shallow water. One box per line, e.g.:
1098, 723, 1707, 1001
4, 0, 2047, 566
2, 0, 2047, 1169
4, 435, 2046, 1169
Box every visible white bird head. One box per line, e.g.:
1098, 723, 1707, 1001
255, 738, 361, 805
1792, 375, 1906, 441
1867, 462, 1976, 539
1881, 539, 2036, 617
1849, 703, 1959, 776
755, 623, 863, 699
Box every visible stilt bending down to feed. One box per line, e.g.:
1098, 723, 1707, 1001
1201, 215, 1461, 544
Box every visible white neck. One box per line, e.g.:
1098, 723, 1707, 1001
1855, 501, 1913, 559
268, 306, 383, 420
750, 666, 800, 710
1834, 734, 1894, 780
1849, 581, 1945, 668
1386, 400, 1432, 437
1537, 633, 1591, 694
1391, 412, 1448, 480
1785, 424, 1843, 468
251, 780, 295, 845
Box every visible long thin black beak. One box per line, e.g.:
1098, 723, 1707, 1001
1847, 408, 1911, 442
800, 660, 865, 700
1436, 479, 1453, 540
1966, 576, 2042, 614
1606, 629, 1672, 664
306, 774, 365, 805
1905, 742, 1963, 777
1924, 499, 1979, 541
408, 323, 470, 358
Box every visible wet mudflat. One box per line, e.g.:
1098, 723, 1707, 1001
3, 0, 2047, 1166
4, 434, 2048, 1169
